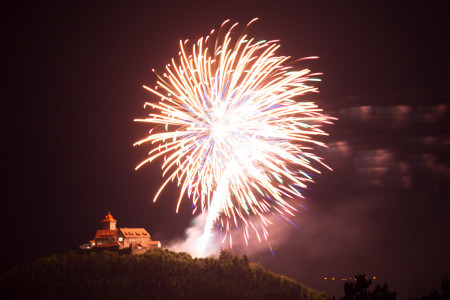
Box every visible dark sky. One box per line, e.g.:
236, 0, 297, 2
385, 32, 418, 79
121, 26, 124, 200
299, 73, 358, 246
3, 1, 449, 299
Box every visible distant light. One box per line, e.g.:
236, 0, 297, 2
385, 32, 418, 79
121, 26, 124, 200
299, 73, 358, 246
373, 276, 376, 280
118, 237, 123, 242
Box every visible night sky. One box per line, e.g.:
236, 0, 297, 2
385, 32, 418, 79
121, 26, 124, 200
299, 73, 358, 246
3, 1, 449, 299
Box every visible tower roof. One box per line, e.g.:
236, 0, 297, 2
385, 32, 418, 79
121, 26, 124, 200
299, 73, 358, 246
101, 213, 117, 223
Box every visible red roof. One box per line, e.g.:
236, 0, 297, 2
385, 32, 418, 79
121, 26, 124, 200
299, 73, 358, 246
118, 228, 150, 238
147, 241, 161, 247
94, 229, 118, 239
102, 213, 117, 223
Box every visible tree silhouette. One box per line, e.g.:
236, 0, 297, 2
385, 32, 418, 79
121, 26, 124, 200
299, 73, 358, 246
408, 277, 450, 300
340, 274, 396, 300
0, 249, 331, 300
443, 277, 450, 300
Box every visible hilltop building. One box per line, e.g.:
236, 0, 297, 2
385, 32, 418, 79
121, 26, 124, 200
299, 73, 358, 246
83, 213, 161, 252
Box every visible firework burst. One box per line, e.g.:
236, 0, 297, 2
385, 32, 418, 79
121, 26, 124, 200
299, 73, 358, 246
134, 19, 333, 249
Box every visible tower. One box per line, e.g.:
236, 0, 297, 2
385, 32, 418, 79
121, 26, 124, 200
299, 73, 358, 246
102, 212, 117, 230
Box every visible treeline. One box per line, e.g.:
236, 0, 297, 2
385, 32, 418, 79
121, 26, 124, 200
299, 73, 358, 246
408, 278, 450, 300
337, 274, 450, 300
339, 274, 396, 300
0, 249, 329, 300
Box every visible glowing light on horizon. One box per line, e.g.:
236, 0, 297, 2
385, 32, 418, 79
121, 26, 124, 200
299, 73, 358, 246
134, 19, 333, 250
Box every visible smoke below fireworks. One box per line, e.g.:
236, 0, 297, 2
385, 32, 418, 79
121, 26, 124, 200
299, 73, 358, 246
166, 211, 293, 258
165, 213, 220, 257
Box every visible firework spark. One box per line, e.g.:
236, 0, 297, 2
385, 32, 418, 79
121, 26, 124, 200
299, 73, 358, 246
134, 18, 333, 250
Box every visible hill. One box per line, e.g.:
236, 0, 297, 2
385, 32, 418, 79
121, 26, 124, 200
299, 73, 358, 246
0, 248, 329, 300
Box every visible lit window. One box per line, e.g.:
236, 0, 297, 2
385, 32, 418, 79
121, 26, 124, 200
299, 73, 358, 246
118, 237, 123, 242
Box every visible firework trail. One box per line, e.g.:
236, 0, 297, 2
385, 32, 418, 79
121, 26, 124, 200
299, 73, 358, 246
134, 18, 333, 253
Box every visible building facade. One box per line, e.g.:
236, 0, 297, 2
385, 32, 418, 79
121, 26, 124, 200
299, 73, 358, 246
89, 213, 161, 250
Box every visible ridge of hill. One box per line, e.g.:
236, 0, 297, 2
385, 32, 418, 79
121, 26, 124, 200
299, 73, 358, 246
1, 248, 329, 300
